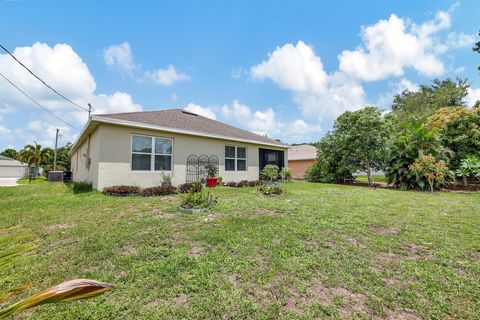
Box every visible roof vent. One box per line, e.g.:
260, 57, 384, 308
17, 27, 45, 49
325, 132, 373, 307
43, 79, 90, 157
181, 110, 198, 116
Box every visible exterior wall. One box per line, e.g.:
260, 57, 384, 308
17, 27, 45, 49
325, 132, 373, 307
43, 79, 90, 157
71, 128, 100, 187
74, 123, 288, 190
0, 166, 28, 178
289, 159, 315, 180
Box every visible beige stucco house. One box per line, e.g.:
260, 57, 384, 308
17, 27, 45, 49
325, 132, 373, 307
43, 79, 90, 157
70, 109, 288, 190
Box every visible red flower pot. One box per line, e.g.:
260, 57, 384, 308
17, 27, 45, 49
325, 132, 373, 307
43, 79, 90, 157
206, 177, 218, 187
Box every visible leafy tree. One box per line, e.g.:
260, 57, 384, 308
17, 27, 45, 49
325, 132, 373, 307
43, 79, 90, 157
333, 106, 392, 186
385, 121, 452, 190
391, 78, 469, 125
17, 143, 52, 177
0, 148, 17, 159
427, 107, 480, 169
409, 155, 450, 193
306, 133, 355, 183
40, 142, 72, 171
474, 30, 480, 72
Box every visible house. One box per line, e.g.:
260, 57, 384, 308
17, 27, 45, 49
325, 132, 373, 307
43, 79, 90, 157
70, 109, 288, 190
287, 144, 317, 179
0, 156, 28, 178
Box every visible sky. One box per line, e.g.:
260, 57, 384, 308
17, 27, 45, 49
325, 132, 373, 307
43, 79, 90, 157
0, 0, 479, 150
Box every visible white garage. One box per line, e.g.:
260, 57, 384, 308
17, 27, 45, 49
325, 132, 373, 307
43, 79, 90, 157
0, 156, 28, 178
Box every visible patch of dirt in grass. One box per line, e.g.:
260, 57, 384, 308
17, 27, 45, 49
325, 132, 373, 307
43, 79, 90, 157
383, 278, 401, 288
454, 268, 469, 276
127, 205, 140, 213
376, 252, 399, 262
227, 274, 239, 287
369, 224, 401, 235
187, 245, 204, 258
43, 223, 74, 232
383, 309, 421, 320
283, 279, 370, 318
247, 208, 283, 217
173, 293, 189, 306
203, 213, 222, 222
119, 244, 139, 256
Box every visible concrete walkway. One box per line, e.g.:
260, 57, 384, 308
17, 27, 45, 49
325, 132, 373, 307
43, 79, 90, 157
0, 178, 19, 187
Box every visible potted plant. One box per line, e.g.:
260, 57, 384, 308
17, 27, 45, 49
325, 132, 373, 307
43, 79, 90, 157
161, 173, 172, 187
205, 164, 218, 187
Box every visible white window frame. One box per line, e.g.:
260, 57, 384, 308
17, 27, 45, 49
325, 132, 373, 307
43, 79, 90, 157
225, 145, 247, 171
131, 134, 173, 172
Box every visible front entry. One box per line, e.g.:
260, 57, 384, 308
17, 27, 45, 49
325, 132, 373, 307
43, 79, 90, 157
259, 148, 285, 172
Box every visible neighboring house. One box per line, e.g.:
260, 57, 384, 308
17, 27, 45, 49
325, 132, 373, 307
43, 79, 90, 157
287, 144, 317, 179
70, 109, 288, 190
0, 156, 28, 178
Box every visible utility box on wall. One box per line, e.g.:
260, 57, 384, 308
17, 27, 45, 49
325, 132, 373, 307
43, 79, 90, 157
48, 171, 64, 182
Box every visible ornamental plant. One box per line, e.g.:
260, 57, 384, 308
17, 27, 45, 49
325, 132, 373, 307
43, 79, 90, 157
456, 155, 480, 186
261, 165, 279, 183
279, 167, 293, 182
205, 164, 218, 178
409, 155, 450, 193
180, 183, 218, 210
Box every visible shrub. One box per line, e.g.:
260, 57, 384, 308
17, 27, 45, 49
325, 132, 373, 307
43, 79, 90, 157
248, 180, 260, 187
72, 181, 93, 194
103, 185, 141, 196
178, 182, 202, 193
261, 165, 279, 182
257, 184, 283, 196
140, 185, 177, 196
180, 188, 218, 209
279, 167, 293, 182
409, 155, 450, 192
456, 155, 480, 186
226, 181, 237, 187
237, 180, 248, 187
205, 164, 218, 178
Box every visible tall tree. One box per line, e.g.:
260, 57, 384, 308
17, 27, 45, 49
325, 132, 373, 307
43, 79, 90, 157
334, 107, 392, 186
474, 30, 480, 72
17, 143, 52, 176
0, 148, 18, 159
391, 78, 469, 125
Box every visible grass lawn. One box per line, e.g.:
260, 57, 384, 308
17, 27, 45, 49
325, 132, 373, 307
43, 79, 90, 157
354, 175, 387, 184
1, 180, 479, 319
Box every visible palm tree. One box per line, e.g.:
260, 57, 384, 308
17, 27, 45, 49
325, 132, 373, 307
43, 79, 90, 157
17, 142, 51, 178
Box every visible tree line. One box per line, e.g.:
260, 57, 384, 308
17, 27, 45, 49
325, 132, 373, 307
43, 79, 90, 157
306, 78, 480, 191
1, 142, 72, 175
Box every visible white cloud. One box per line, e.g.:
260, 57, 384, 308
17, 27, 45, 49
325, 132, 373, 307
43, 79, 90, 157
0, 125, 10, 135
466, 87, 480, 107
376, 78, 419, 108
183, 103, 216, 119
251, 41, 327, 93
447, 32, 476, 48
250, 41, 366, 121
104, 42, 190, 86
103, 42, 137, 74
221, 100, 320, 141
454, 66, 465, 74
338, 12, 450, 81
0, 42, 142, 148
145, 65, 190, 86
171, 92, 178, 102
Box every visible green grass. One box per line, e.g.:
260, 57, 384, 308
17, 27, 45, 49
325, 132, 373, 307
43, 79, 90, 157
1, 181, 479, 319
354, 175, 387, 184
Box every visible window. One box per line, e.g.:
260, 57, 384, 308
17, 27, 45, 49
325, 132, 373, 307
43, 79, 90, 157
132, 135, 172, 171
225, 146, 247, 171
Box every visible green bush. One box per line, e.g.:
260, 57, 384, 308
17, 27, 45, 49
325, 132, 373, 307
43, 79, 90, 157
260, 165, 279, 182
456, 155, 480, 185
180, 187, 218, 210
72, 181, 93, 194
140, 185, 177, 196
257, 184, 283, 196
280, 167, 293, 182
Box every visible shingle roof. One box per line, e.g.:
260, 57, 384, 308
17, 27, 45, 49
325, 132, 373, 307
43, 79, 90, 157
287, 144, 317, 160
95, 109, 286, 146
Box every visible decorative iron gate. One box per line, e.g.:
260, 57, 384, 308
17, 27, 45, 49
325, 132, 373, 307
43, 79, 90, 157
185, 154, 219, 183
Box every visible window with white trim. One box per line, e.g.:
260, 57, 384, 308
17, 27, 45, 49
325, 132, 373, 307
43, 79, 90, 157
225, 146, 247, 171
132, 135, 172, 171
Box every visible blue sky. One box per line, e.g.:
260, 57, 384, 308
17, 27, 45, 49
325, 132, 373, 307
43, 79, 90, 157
0, 0, 479, 149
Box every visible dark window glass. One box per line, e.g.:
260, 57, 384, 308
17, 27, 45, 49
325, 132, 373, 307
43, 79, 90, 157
237, 159, 246, 171
225, 146, 236, 158
154, 155, 171, 171
225, 159, 235, 171
155, 138, 172, 154
132, 135, 152, 153
237, 147, 246, 159
132, 153, 151, 170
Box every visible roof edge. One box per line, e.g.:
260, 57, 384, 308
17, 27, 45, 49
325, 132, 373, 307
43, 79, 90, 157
70, 116, 288, 155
